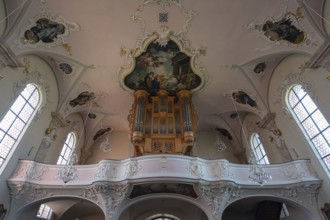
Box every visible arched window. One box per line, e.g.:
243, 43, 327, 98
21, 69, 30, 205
251, 133, 269, 164
57, 132, 76, 165
37, 204, 53, 219
0, 83, 41, 171
287, 84, 330, 171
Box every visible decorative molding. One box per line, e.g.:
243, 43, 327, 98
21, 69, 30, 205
95, 183, 128, 218
9, 182, 52, 205
56, 165, 78, 184
120, 0, 207, 95
94, 163, 117, 180
258, 113, 292, 162
277, 182, 320, 206
119, 31, 207, 95
9, 157, 321, 185
13, 70, 50, 118
125, 160, 141, 177
275, 71, 314, 118
199, 183, 240, 218
7, 158, 322, 219
187, 159, 205, 177
307, 37, 330, 71
80, 186, 101, 205
51, 112, 69, 127
0, 39, 21, 69
283, 163, 307, 179
131, 0, 196, 36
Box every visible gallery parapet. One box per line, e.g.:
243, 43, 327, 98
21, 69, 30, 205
8, 155, 321, 187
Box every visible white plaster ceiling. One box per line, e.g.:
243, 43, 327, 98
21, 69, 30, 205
2, 0, 327, 145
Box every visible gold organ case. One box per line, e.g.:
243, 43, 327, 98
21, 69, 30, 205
128, 89, 198, 156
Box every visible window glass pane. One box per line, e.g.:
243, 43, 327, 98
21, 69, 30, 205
302, 117, 320, 139
301, 95, 317, 114
57, 132, 76, 165
292, 103, 309, 122
19, 104, 34, 122
1, 135, 15, 150
312, 134, 330, 158
10, 96, 26, 114
0, 136, 14, 158
323, 128, 330, 144
0, 143, 10, 158
251, 133, 269, 164
64, 149, 71, 160
311, 110, 329, 131
29, 90, 40, 108
324, 156, 330, 170
57, 157, 63, 165
0, 130, 4, 141
8, 118, 25, 139
0, 111, 16, 131
37, 204, 52, 219
294, 85, 306, 99
288, 91, 299, 107
21, 84, 35, 99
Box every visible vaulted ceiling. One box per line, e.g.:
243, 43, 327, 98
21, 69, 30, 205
2, 0, 328, 149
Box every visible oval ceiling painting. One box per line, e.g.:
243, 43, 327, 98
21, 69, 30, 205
124, 40, 201, 95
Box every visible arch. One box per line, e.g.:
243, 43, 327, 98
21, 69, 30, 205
12, 196, 105, 220
0, 83, 41, 173
118, 194, 210, 220
222, 195, 318, 220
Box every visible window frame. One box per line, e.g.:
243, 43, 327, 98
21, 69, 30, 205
0, 83, 41, 173
250, 133, 269, 165
287, 84, 330, 173
57, 131, 77, 165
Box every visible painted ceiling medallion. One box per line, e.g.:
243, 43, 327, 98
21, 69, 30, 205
232, 91, 257, 108
58, 62, 74, 75
254, 62, 266, 74
18, 0, 80, 54
246, 5, 317, 48
69, 91, 96, 108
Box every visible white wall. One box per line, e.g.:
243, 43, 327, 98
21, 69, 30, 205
268, 53, 330, 209
0, 54, 58, 214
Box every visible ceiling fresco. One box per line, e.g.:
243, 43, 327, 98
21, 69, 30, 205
124, 40, 201, 95
1, 0, 326, 153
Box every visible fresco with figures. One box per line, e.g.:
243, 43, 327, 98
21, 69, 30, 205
124, 40, 201, 95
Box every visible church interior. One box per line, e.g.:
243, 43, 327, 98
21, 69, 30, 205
1, 0, 330, 219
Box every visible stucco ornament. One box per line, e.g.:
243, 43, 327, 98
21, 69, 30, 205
13, 70, 49, 118
95, 183, 128, 218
